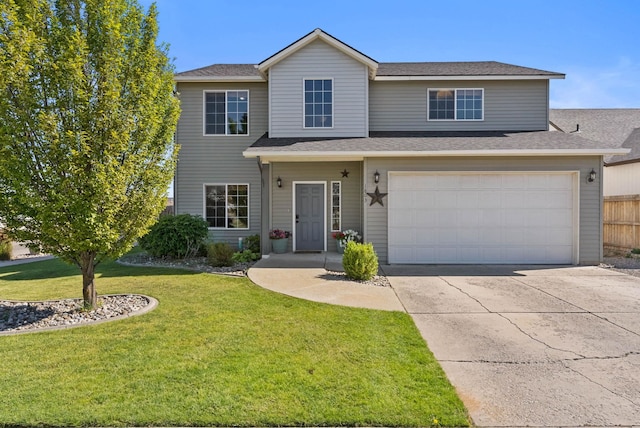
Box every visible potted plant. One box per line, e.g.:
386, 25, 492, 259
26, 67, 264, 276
332, 229, 361, 254
269, 229, 290, 254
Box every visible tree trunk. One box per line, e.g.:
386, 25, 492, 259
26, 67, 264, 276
80, 252, 97, 310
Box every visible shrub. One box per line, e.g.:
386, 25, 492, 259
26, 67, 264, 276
0, 229, 11, 261
139, 214, 209, 258
207, 242, 235, 267
232, 250, 261, 264
243, 234, 261, 253
342, 241, 378, 281
631, 248, 640, 255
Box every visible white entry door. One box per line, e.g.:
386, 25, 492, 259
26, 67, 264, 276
388, 172, 577, 264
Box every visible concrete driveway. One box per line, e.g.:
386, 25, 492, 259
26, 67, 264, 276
383, 264, 640, 427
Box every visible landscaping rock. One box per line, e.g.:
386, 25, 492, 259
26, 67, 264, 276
0, 295, 150, 333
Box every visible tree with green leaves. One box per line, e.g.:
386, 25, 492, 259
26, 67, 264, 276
0, 0, 180, 309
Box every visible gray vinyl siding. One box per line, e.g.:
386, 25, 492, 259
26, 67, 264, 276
369, 80, 549, 132
364, 156, 602, 264
269, 162, 363, 253
174, 81, 268, 247
269, 39, 368, 138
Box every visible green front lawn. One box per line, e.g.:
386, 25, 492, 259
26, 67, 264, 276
0, 258, 469, 427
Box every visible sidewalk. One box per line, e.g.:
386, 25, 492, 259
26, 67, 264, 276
247, 252, 404, 312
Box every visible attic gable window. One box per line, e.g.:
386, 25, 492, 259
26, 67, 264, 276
304, 79, 333, 128
204, 90, 249, 135
428, 88, 483, 121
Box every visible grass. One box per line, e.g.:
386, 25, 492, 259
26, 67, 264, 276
0, 257, 469, 427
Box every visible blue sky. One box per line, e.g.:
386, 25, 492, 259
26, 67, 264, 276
141, 0, 640, 109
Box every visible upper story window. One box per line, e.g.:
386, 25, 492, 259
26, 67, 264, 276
204, 90, 249, 135
428, 88, 483, 121
304, 79, 333, 128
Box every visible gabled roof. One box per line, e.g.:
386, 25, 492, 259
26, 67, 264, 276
175, 29, 563, 82
257, 28, 378, 78
376, 61, 564, 80
549, 109, 640, 164
243, 131, 628, 162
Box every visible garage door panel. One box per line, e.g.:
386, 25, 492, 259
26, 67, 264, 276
388, 172, 576, 264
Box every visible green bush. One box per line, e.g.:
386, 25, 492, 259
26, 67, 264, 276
0, 230, 11, 261
207, 242, 235, 267
232, 250, 261, 264
631, 248, 640, 255
342, 241, 378, 281
243, 234, 261, 254
139, 214, 209, 258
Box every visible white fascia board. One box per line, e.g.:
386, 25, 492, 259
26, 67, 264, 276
244, 148, 630, 160
258, 29, 378, 74
375, 75, 565, 81
174, 76, 265, 83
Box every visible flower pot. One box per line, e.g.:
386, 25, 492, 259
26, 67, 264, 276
336, 241, 345, 254
271, 238, 288, 254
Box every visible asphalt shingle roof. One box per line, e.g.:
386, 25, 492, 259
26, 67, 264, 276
549, 109, 640, 163
175, 64, 260, 78
176, 61, 562, 78
244, 131, 620, 155
377, 62, 562, 77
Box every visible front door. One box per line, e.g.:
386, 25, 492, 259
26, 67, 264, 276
295, 183, 325, 251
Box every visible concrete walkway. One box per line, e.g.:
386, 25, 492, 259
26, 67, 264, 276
247, 252, 404, 311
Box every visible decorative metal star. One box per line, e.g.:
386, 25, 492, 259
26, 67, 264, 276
367, 186, 388, 206
341, 169, 350, 178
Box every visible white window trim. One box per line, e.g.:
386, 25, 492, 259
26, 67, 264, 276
427, 88, 484, 121
203, 183, 250, 230
203, 90, 250, 136
302, 78, 334, 129
331, 181, 341, 232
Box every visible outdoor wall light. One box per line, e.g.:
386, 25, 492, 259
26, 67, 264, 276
276, 176, 282, 188
374, 170, 380, 183
588, 169, 596, 183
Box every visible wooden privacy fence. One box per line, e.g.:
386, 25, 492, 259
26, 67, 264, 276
604, 195, 640, 251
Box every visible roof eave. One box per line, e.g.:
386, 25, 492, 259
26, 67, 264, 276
375, 74, 565, 81
244, 148, 629, 160
174, 75, 266, 83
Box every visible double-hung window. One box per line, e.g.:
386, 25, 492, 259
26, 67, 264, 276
428, 88, 483, 121
204, 184, 249, 229
304, 79, 333, 128
204, 90, 249, 135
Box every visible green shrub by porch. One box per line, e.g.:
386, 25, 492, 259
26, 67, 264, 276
207, 242, 235, 267
139, 214, 208, 258
343, 241, 378, 281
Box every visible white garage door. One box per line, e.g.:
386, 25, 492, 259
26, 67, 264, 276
388, 172, 577, 264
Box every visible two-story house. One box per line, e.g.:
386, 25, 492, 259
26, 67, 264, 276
174, 29, 627, 265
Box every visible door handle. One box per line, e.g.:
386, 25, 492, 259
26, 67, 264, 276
296, 214, 299, 223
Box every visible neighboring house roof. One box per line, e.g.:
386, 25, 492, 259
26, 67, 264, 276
549, 109, 640, 164
243, 131, 627, 161
612, 128, 640, 165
